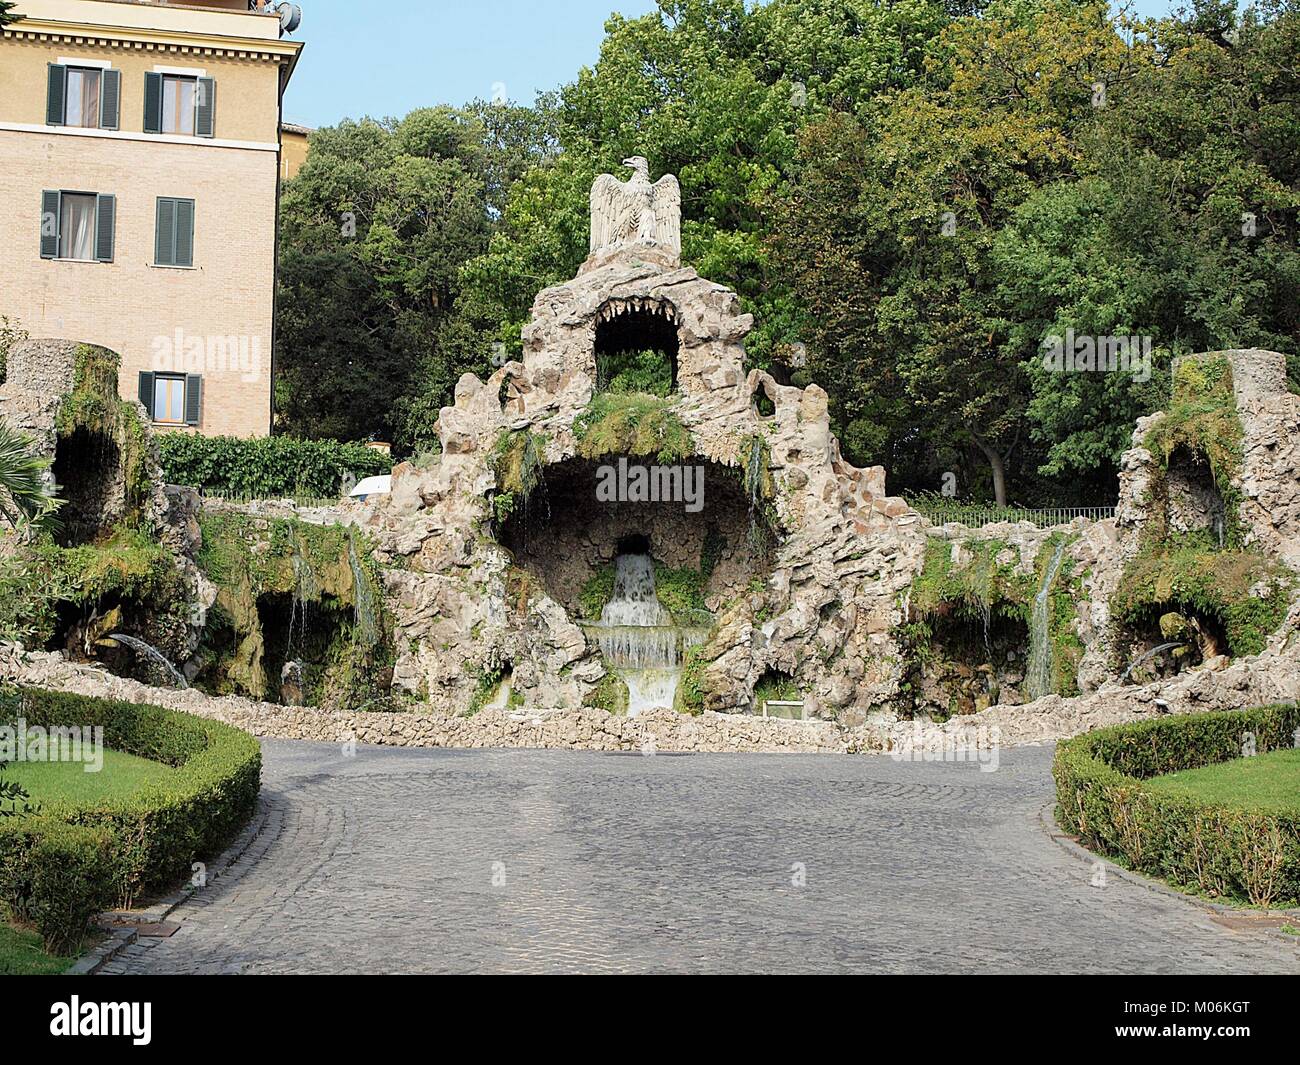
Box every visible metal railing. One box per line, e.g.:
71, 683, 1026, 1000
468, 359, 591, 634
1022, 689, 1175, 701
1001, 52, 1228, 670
911, 502, 1116, 531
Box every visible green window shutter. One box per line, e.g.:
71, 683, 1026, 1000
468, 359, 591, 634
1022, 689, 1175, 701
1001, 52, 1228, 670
195, 77, 215, 138
143, 71, 163, 134
174, 199, 195, 266
184, 375, 203, 426
155, 197, 176, 265
138, 371, 155, 413
46, 64, 66, 125
99, 69, 121, 130
94, 194, 116, 263
40, 190, 61, 259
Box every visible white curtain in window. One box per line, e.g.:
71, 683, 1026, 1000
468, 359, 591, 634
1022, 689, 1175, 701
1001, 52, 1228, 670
162, 78, 195, 135
60, 194, 95, 260
65, 69, 100, 128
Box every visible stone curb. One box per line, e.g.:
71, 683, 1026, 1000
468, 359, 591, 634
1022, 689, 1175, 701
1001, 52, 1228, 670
65, 927, 137, 976
70, 794, 274, 975
1038, 801, 1300, 920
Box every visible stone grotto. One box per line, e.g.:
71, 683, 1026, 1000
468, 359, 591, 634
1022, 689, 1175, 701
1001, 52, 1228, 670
1, 161, 1298, 753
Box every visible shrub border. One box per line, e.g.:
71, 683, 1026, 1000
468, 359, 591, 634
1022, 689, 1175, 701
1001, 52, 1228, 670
1053, 705, 1300, 907
0, 687, 261, 952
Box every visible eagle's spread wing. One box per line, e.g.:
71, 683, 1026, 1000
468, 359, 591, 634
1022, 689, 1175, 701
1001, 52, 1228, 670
651, 173, 681, 253
590, 173, 626, 253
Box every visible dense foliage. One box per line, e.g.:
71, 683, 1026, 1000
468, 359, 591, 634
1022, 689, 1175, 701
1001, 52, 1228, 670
157, 433, 390, 499
277, 0, 1300, 504
1054, 705, 1300, 906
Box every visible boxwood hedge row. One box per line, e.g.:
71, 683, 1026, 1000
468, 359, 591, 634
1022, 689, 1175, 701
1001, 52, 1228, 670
0, 687, 261, 953
1054, 705, 1300, 908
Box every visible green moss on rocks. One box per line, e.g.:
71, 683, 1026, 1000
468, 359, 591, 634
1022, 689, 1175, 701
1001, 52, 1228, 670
911, 539, 1034, 623
1144, 355, 1245, 547
1111, 534, 1292, 657
652, 563, 712, 627
0, 526, 188, 656
488, 428, 548, 522
579, 565, 615, 619
583, 671, 629, 715
55, 344, 153, 525
573, 393, 691, 462
194, 511, 390, 709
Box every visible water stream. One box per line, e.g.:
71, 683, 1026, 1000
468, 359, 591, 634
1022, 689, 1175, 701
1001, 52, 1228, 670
1119, 642, 1185, 684
583, 553, 705, 715
1026, 538, 1068, 700
106, 633, 188, 689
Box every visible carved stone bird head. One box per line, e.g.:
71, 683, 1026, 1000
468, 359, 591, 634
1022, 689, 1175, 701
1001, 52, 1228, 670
622, 156, 651, 181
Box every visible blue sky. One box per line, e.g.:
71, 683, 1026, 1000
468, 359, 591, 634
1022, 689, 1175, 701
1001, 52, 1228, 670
281, 0, 1185, 129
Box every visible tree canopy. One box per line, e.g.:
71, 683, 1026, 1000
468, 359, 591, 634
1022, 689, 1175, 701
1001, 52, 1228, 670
276, 0, 1300, 504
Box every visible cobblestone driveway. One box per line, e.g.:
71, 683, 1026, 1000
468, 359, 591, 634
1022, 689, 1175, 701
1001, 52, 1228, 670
102, 741, 1300, 974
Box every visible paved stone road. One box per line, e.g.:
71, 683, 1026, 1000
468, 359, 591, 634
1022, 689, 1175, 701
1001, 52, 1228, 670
102, 741, 1300, 974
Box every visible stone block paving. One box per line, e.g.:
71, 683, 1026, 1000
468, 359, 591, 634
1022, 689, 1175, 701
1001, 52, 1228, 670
101, 742, 1300, 974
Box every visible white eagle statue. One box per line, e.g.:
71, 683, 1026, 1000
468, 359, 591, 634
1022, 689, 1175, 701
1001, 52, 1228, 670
589, 156, 681, 259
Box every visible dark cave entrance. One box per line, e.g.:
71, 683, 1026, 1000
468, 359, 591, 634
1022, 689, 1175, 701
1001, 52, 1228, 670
1164, 445, 1227, 541
255, 592, 351, 706
1118, 604, 1229, 685
594, 302, 679, 395
51, 426, 120, 546
495, 457, 775, 622
907, 606, 1031, 719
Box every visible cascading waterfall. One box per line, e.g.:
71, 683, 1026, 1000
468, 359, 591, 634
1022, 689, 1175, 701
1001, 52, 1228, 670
585, 553, 705, 715
106, 634, 188, 689
1026, 539, 1068, 700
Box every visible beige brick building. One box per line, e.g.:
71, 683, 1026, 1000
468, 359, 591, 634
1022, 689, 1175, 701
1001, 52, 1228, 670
0, 0, 303, 437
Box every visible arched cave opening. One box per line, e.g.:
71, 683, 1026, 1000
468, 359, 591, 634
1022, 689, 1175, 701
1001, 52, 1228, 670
904, 606, 1031, 720
51, 426, 121, 546
256, 592, 351, 706
594, 302, 679, 396
496, 457, 775, 624
1117, 604, 1229, 686
1164, 445, 1227, 542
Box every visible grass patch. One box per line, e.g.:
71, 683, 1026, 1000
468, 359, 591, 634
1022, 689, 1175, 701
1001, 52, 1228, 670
3, 744, 177, 809
0, 921, 77, 975
1144, 748, 1300, 816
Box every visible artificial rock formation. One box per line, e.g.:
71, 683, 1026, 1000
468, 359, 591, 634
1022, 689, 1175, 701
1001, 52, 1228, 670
4, 163, 1299, 747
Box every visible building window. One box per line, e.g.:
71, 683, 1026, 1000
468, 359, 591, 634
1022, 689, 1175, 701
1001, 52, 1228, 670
139, 371, 202, 427
59, 193, 96, 260
46, 64, 120, 130
39, 190, 115, 262
144, 72, 215, 138
162, 76, 196, 135
153, 374, 187, 424
155, 197, 196, 267
65, 68, 101, 127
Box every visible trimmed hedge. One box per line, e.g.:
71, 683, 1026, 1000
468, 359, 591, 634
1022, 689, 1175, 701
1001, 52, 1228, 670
157, 433, 390, 499
1054, 705, 1300, 907
0, 688, 261, 952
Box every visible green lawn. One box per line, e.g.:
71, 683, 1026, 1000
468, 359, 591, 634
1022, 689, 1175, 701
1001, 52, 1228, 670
2, 743, 177, 808
1145, 748, 1300, 815
0, 922, 77, 975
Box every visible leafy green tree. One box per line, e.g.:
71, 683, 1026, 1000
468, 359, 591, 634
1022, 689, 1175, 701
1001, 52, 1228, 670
0, 3, 23, 28
276, 104, 558, 450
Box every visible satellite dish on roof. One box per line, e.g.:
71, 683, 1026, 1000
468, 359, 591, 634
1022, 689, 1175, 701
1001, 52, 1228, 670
276, 2, 302, 34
